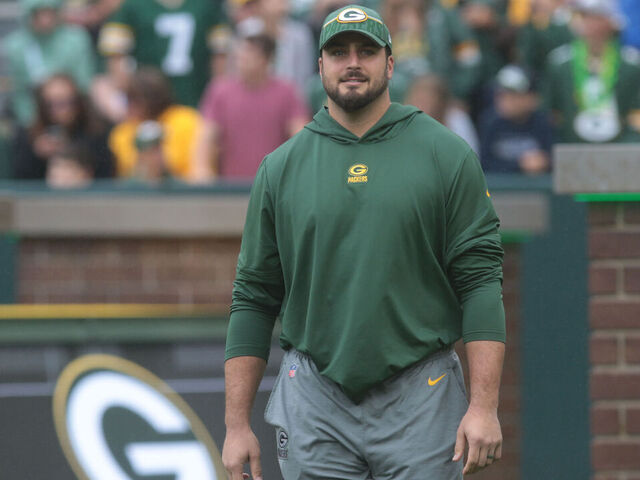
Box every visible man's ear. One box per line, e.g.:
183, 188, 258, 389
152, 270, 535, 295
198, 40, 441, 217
318, 56, 323, 79
386, 54, 394, 80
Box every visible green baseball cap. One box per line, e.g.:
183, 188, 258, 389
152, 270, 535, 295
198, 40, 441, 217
319, 5, 392, 52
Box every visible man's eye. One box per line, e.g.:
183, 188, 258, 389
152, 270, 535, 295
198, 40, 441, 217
332, 49, 346, 56
361, 49, 376, 56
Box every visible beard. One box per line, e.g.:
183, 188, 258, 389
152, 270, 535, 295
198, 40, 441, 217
322, 67, 389, 113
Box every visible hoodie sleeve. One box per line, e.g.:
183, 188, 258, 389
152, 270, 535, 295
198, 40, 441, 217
225, 160, 285, 361
444, 149, 505, 343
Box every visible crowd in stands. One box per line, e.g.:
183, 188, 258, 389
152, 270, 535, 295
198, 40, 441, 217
0, 0, 639, 188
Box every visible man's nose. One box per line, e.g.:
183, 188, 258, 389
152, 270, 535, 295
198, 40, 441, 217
346, 47, 361, 67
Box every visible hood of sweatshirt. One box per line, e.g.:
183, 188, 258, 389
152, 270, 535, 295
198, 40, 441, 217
304, 102, 421, 145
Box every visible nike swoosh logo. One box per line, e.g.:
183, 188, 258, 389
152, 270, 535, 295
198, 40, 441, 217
428, 373, 446, 386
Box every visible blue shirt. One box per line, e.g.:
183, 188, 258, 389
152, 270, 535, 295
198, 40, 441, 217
620, 0, 640, 49
479, 108, 554, 173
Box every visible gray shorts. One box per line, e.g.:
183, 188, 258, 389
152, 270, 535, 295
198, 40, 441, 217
264, 348, 468, 480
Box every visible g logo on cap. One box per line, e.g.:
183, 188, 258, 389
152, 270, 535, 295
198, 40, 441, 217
338, 7, 368, 23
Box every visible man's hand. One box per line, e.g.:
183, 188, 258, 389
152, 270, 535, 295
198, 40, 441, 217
454, 340, 505, 474
452, 405, 502, 474
519, 150, 549, 175
222, 426, 263, 480
223, 356, 267, 480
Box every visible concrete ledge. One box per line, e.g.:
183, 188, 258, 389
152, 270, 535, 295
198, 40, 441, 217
0, 189, 549, 237
554, 144, 640, 194
492, 192, 549, 234
6, 195, 249, 237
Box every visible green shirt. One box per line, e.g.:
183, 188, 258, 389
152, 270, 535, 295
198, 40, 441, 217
226, 103, 505, 402
544, 43, 640, 143
517, 9, 573, 76
99, 0, 228, 107
427, 5, 483, 101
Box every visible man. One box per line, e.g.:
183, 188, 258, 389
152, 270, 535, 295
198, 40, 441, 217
223, 5, 505, 480
194, 33, 309, 180
3, 0, 95, 126
108, 67, 201, 181
480, 64, 553, 174
98, 0, 230, 107
380, 0, 483, 104
255, 0, 316, 92
517, 0, 574, 76
545, 0, 640, 143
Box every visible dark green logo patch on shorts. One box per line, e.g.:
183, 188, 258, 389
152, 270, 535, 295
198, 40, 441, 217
277, 428, 289, 459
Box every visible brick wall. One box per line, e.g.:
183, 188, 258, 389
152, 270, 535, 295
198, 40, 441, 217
457, 243, 521, 479
17, 236, 522, 477
589, 203, 640, 480
17, 238, 241, 304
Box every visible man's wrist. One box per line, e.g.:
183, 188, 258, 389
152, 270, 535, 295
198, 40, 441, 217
225, 420, 253, 431
467, 401, 499, 413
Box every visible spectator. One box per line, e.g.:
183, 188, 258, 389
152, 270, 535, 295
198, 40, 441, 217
383, 0, 483, 103
480, 64, 553, 174
517, 0, 574, 74
544, 0, 640, 143
383, 0, 433, 78
108, 67, 202, 181
98, 0, 230, 108
256, 0, 316, 92
2, 0, 96, 126
458, 0, 513, 82
194, 33, 310, 180
12, 73, 114, 180
405, 74, 479, 153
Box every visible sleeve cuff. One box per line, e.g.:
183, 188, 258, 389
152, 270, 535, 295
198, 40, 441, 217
461, 280, 506, 344
225, 308, 276, 361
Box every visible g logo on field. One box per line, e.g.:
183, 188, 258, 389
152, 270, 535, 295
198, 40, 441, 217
53, 354, 226, 480
338, 7, 368, 23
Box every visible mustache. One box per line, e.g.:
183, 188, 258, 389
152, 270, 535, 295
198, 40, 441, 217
340, 71, 368, 81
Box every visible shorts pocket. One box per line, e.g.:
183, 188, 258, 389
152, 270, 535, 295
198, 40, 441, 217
450, 357, 469, 405
264, 357, 287, 424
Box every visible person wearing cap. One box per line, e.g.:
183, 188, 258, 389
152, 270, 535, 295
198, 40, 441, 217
480, 64, 554, 174
223, 5, 505, 480
544, 0, 640, 143
108, 67, 201, 181
2, 0, 96, 126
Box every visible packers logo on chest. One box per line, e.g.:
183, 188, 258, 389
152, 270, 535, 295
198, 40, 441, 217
348, 164, 368, 184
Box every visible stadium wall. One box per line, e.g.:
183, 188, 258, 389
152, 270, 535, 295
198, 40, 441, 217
555, 145, 640, 480
0, 179, 572, 479
588, 203, 640, 479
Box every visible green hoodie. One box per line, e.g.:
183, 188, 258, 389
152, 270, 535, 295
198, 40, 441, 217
226, 103, 505, 402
